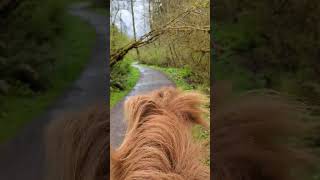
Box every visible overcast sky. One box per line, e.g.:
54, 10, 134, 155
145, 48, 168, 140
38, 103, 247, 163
112, 0, 150, 39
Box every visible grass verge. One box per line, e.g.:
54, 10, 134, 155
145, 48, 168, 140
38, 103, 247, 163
110, 62, 140, 108
0, 14, 96, 142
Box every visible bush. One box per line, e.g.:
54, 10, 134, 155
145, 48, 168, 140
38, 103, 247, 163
111, 60, 132, 91
215, 0, 320, 99
1, 0, 66, 94
138, 46, 168, 66
110, 25, 132, 52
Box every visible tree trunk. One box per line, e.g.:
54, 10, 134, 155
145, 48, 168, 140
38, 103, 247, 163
130, 0, 140, 60
148, 0, 153, 30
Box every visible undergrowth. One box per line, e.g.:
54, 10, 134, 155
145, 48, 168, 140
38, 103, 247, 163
110, 59, 140, 108
0, 5, 96, 142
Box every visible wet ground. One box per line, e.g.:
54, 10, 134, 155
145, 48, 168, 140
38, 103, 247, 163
110, 64, 175, 148
0, 4, 107, 180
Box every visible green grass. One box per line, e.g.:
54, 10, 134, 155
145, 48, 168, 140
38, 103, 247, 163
0, 13, 96, 143
110, 62, 140, 108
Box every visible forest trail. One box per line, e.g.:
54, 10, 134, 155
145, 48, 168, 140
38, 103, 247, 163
110, 63, 175, 148
0, 3, 107, 180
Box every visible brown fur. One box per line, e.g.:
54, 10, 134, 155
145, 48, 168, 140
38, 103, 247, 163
45, 104, 109, 180
212, 82, 316, 180
44, 85, 316, 180
111, 87, 210, 180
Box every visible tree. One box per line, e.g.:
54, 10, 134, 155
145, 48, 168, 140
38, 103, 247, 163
130, 0, 140, 59
110, 3, 209, 67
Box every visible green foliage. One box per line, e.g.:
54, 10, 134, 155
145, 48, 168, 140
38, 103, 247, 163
111, 59, 134, 91
137, 44, 210, 90
110, 24, 138, 92
110, 25, 132, 52
1, 0, 67, 94
0, 11, 96, 142
110, 25, 140, 107
138, 42, 210, 87
29, 0, 65, 36
215, 0, 320, 102
138, 46, 168, 66
110, 61, 140, 107
141, 0, 210, 87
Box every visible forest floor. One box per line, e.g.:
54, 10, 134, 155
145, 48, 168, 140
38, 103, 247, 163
0, 3, 107, 180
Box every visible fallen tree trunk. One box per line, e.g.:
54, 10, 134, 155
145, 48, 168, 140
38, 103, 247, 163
110, 28, 166, 67
110, 6, 209, 67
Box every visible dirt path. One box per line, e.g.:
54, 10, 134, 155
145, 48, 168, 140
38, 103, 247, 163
0, 4, 107, 180
110, 64, 175, 148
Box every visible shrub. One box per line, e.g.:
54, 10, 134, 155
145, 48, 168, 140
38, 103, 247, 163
2, 0, 66, 94
111, 59, 132, 91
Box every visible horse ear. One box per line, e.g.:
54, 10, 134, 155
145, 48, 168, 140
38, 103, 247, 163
124, 95, 160, 131
170, 91, 209, 128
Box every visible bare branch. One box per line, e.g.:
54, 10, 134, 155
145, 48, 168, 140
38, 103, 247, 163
110, 5, 209, 67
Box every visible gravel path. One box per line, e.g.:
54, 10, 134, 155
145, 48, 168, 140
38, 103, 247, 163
0, 4, 107, 180
110, 64, 175, 148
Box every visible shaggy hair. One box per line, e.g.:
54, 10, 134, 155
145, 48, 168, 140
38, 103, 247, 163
44, 85, 316, 180
111, 87, 210, 180
45, 104, 109, 180
212, 82, 316, 180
